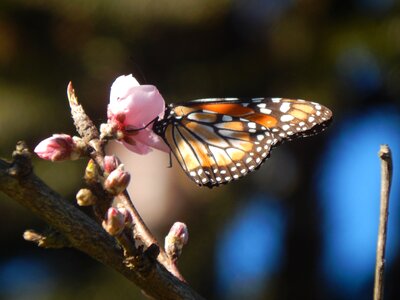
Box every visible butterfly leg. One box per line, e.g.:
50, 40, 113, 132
167, 152, 173, 168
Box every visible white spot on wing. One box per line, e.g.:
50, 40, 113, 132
282, 124, 290, 131
222, 115, 233, 122
281, 114, 294, 122
260, 108, 272, 114
280, 102, 291, 113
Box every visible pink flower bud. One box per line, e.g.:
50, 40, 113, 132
104, 165, 130, 195
34, 134, 81, 161
165, 222, 189, 261
102, 207, 125, 236
103, 155, 121, 175
107, 74, 170, 155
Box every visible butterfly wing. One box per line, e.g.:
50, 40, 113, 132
153, 97, 332, 188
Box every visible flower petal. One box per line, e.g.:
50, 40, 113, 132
124, 85, 165, 126
122, 139, 153, 155
110, 74, 140, 105
129, 129, 170, 153
109, 85, 165, 128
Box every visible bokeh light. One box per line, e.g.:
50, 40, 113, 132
216, 196, 286, 299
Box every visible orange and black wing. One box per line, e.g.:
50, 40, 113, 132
153, 97, 332, 188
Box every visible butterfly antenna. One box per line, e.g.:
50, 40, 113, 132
129, 57, 148, 84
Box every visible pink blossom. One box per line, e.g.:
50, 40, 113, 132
34, 134, 80, 161
107, 74, 170, 155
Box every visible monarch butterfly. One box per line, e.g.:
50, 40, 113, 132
152, 97, 332, 188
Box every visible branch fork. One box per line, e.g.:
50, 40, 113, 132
0, 82, 203, 300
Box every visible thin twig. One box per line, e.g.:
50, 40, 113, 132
117, 192, 186, 280
118, 191, 165, 251
373, 144, 393, 300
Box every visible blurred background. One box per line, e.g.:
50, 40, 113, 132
1, 0, 400, 299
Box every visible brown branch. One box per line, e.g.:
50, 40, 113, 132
0, 143, 205, 300
373, 144, 393, 300
117, 192, 186, 281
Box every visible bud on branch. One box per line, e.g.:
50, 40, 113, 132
165, 222, 189, 262
34, 134, 84, 161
